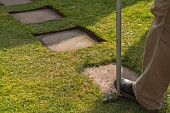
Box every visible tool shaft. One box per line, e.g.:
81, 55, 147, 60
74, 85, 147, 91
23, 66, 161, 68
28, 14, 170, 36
116, 0, 122, 96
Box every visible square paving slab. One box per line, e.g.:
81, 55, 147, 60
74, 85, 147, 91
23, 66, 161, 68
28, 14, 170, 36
0, 0, 31, 6
83, 64, 139, 96
36, 29, 98, 52
11, 8, 62, 24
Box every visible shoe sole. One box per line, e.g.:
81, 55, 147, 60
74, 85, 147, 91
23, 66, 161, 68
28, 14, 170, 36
120, 90, 136, 101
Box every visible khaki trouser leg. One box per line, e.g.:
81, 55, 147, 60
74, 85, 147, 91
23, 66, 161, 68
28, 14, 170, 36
133, 0, 170, 110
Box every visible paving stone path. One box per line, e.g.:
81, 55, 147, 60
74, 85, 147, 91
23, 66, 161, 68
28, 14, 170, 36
8, 4, 99, 51
1, 0, 139, 96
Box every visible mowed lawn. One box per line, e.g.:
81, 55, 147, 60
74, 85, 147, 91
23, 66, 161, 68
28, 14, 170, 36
0, 0, 169, 112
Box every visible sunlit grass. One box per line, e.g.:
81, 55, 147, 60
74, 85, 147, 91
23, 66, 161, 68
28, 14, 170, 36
0, 0, 169, 112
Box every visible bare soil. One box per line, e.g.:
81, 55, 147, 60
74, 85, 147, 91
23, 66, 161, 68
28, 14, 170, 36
82, 64, 139, 96
0, 0, 31, 6
36, 29, 97, 52
11, 9, 62, 24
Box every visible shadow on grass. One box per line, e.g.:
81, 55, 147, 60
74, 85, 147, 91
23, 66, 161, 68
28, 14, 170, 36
19, 0, 145, 34
83, 31, 148, 113
0, 13, 39, 51
1, 0, 167, 113
122, 31, 148, 73
86, 97, 148, 113
0, 0, 144, 50
86, 30, 170, 113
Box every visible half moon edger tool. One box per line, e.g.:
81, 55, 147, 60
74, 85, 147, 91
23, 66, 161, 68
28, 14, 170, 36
102, 0, 122, 103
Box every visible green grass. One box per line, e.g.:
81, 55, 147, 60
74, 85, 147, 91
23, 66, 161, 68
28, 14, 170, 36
0, 0, 169, 112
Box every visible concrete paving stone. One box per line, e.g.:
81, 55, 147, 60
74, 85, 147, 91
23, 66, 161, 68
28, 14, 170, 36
36, 29, 98, 52
11, 8, 62, 24
0, 0, 31, 6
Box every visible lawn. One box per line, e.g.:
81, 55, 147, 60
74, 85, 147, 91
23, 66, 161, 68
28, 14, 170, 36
0, 0, 169, 112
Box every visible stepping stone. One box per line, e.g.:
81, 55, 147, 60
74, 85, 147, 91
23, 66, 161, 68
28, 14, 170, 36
10, 7, 63, 24
0, 0, 31, 6
82, 64, 139, 95
34, 27, 104, 52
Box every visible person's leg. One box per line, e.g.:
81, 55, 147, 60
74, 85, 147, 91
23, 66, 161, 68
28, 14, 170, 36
133, 0, 170, 110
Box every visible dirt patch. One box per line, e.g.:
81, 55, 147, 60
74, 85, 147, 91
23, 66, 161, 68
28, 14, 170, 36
11, 8, 62, 24
82, 64, 139, 96
0, 0, 31, 6
36, 29, 98, 52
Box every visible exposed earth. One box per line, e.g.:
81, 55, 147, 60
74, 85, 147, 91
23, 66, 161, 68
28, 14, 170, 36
83, 64, 139, 95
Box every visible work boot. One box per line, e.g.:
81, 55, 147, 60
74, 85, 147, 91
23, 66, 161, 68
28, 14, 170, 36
114, 78, 159, 113
114, 78, 136, 101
